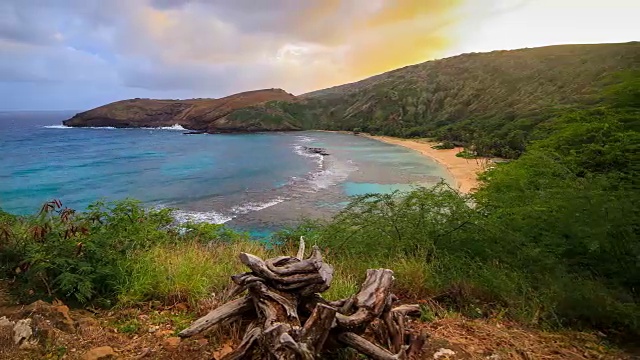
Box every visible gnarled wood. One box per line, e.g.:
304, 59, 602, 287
181, 239, 426, 359
406, 330, 428, 360
338, 332, 407, 360
221, 325, 261, 360
336, 269, 394, 330
300, 303, 336, 353
178, 296, 253, 337
391, 304, 421, 317
296, 236, 306, 260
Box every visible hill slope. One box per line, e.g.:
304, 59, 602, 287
63, 43, 639, 146
63, 89, 299, 133
287, 42, 640, 157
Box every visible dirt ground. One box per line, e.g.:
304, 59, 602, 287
1, 288, 636, 360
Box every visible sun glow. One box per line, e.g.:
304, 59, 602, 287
447, 0, 639, 57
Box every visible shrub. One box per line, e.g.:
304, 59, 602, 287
0, 199, 254, 306
432, 141, 455, 150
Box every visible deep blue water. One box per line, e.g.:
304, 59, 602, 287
0, 111, 453, 229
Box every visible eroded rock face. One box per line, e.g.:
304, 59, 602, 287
63, 88, 299, 133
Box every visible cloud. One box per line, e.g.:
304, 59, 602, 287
0, 0, 473, 109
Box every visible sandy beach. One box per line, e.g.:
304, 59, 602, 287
362, 135, 488, 193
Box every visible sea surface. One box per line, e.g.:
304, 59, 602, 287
0, 111, 453, 233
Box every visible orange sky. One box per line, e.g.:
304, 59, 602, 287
267, 0, 639, 93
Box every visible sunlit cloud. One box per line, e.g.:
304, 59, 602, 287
0, 0, 637, 110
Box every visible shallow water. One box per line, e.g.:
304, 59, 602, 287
0, 112, 453, 231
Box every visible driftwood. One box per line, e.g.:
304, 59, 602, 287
179, 237, 426, 359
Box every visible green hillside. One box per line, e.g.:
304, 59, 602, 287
269, 42, 640, 157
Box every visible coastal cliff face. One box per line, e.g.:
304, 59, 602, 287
62, 88, 298, 132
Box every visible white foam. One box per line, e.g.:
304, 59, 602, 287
44, 124, 186, 130
43, 125, 73, 129
44, 125, 116, 129
296, 135, 314, 143
142, 124, 186, 131
289, 135, 358, 193
171, 209, 232, 224
293, 145, 324, 167
231, 198, 285, 214
307, 160, 355, 191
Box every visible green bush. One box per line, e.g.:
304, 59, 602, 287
0, 199, 251, 306
432, 141, 455, 150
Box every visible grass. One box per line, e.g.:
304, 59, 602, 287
116, 240, 271, 306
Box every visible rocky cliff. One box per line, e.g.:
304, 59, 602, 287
62, 88, 298, 133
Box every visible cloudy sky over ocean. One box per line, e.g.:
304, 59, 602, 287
0, 0, 637, 110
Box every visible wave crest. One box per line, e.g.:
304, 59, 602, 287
43, 124, 185, 130
171, 209, 232, 224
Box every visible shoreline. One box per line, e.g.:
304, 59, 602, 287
365, 135, 486, 193
316, 131, 487, 193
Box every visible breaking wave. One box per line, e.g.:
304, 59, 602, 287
171, 209, 233, 225
43, 124, 186, 130
231, 198, 286, 215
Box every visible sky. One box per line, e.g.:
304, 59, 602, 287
0, 0, 637, 110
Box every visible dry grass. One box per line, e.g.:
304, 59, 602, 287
415, 315, 633, 359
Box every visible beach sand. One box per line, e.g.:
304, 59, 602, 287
362, 135, 488, 193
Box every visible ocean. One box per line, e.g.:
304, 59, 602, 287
0, 111, 453, 233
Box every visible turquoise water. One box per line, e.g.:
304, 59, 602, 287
0, 111, 453, 230
343, 182, 418, 196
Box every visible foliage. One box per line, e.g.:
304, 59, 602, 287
431, 141, 455, 150
248, 43, 639, 158
454, 149, 477, 159
0, 199, 252, 305
292, 72, 640, 336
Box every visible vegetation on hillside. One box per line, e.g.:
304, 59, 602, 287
271, 43, 639, 158
0, 46, 638, 354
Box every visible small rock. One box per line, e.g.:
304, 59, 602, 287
163, 337, 181, 351
434, 348, 456, 359
52, 303, 75, 332
0, 316, 13, 327
22, 300, 75, 332
81, 346, 116, 360
13, 318, 33, 345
